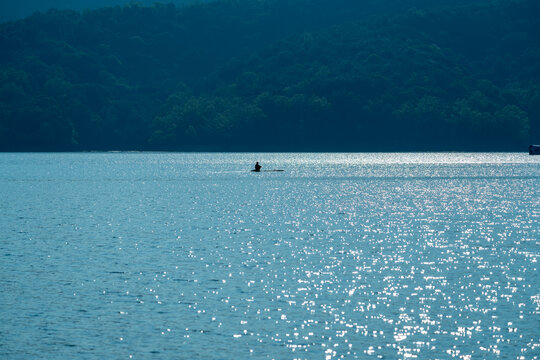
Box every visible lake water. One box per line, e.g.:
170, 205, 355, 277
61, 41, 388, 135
0, 153, 538, 359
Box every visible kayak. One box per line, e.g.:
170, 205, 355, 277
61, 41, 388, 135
251, 170, 284, 172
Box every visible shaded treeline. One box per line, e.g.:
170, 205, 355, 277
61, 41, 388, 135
0, 0, 538, 151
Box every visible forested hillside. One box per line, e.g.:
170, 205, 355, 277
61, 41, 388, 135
0, 0, 538, 151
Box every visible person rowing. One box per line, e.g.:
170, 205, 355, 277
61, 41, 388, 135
251, 162, 284, 172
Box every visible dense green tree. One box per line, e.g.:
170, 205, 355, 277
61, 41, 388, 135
0, 0, 538, 151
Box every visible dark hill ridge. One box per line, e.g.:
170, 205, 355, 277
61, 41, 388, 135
0, 0, 214, 23
0, 0, 538, 151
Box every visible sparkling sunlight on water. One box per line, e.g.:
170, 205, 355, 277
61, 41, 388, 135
1, 153, 538, 359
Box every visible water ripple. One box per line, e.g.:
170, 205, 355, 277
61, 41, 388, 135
0, 153, 538, 359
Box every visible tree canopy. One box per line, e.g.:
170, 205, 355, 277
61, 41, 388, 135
0, 0, 538, 151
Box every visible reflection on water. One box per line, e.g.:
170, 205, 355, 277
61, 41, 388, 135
0, 153, 538, 359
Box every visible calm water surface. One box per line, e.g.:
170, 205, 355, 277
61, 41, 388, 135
0, 153, 539, 359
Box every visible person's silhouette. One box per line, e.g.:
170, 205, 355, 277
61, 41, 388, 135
254, 162, 262, 172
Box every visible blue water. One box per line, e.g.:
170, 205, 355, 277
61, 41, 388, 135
1, 153, 539, 359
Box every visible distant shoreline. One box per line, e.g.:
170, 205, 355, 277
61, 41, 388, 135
0, 149, 533, 154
